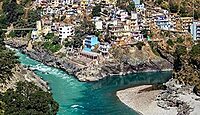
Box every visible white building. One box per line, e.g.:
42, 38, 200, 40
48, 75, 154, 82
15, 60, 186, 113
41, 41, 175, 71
132, 31, 144, 41
98, 42, 110, 55
190, 22, 200, 41
35, 0, 47, 6
120, 11, 129, 22
49, 0, 74, 7
31, 29, 39, 40
130, 12, 139, 31
59, 25, 75, 39
95, 20, 103, 30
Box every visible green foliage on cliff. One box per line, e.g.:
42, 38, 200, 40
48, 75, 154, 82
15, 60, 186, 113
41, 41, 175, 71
27, 9, 41, 27
172, 41, 200, 95
43, 33, 62, 53
126, 2, 135, 14
154, 0, 200, 20
190, 44, 200, 58
169, 2, 179, 13
0, 36, 59, 115
174, 45, 187, 57
1, 82, 59, 115
0, 37, 19, 82
166, 39, 174, 47
176, 37, 184, 44
92, 5, 101, 17
45, 33, 55, 40
0, 0, 41, 37
2, 0, 24, 24
148, 41, 160, 56
44, 41, 62, 53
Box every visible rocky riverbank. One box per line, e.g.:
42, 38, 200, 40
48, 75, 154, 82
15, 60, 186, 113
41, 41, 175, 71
0, 64, 49, 92
117, 79, 200, 115
5, 39, 173, 82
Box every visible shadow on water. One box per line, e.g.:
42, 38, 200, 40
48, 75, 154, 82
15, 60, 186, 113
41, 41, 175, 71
15, 49, 172, 115
72, 72, 172, 115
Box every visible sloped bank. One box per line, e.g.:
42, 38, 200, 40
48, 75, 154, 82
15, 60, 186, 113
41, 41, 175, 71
117, 79, 200, 115
6, 40, 173, 82
0, 64, 49, 92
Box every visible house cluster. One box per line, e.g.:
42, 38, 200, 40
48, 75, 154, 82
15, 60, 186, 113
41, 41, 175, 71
31, 0, 200, 66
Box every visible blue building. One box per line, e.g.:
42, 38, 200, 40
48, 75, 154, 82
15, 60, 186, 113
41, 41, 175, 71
132, 0, 140, 5
83, 35, 99, 52
190, 22, 200, 41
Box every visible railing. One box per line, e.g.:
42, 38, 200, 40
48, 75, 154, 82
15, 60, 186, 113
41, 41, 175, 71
2, 28, 36, 31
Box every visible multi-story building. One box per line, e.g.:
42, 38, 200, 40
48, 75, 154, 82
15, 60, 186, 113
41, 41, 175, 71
180, 17, 193, 32
130, 12, 139, 31
83, 35, 99, 52
59, 25, 75, 39
133, 0, 140, 5
48, 0, 74, 6
98, 42, 110, 55
154, 15, 174, 30
190, 22, 200, 41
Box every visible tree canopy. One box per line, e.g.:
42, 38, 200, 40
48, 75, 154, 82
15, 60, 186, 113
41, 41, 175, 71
1, 82, 59, 115
2, 0, 24, 24
92, 5, 101, 17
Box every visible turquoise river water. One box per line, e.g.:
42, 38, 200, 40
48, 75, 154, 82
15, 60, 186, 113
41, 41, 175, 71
16, 50, 172, 115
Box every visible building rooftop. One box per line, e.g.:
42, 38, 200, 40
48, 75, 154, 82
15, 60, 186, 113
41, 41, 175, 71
81, 50, 100, 57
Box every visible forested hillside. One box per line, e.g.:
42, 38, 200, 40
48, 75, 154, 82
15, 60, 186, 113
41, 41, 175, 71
0, 0, 59, 114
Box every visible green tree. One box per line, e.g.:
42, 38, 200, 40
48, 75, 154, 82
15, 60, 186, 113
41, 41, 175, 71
126, 2, 135, 14
169, 2, 179, 13
3, 0, 24, 24
190, 43, 200, 57
179, 5, 187, 17
45, 33, 55, 40
194, 10, 200, 20
0, 14, 8, 29
176, 37, 184, 44
166, 39, 174, 47
2, 82, 59, 115
155, 0, 163, 5
161, 1, 169, 10
92, 5, 101, 17
28, 9, 41, 27
0, 43, 19, 82
175, 45, 187, 57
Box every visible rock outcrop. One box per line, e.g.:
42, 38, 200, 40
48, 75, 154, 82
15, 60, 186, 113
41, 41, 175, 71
0, 65, 49, 92
6, 39, 173, 82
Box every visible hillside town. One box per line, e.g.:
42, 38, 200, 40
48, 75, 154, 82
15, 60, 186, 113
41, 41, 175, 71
1, 0, 200, 115
3, 0, 199, 81
0, 0, 197, 83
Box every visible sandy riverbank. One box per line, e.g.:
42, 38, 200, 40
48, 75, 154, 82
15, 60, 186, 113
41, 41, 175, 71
117, 85, 177, 115
117, 84, 200, 115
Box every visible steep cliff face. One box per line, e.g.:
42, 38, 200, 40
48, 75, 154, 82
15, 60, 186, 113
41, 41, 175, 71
172, 43, 200, 96
75, 43, 173, 81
